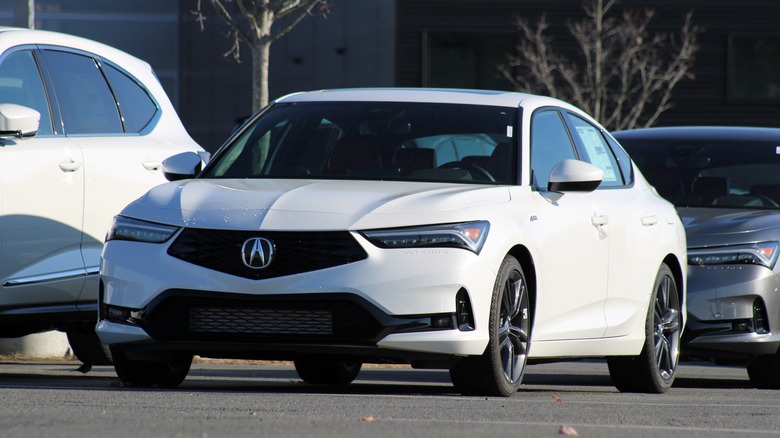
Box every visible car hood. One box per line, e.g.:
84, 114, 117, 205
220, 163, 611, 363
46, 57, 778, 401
122, 179, 512, 230
678, 207, 780, 247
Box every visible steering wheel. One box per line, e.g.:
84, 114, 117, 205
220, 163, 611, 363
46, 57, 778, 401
439, 161, 496, 182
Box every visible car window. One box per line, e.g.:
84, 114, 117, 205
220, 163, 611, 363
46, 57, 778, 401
530, 109, 577, 190
42, 50, 122, 135
204, 102, 517, 185
102, 63, 158, 133
619, 136, 780, 209
605, 134, 634, 186
0, 50, 53, 135
567, 114, 623, 188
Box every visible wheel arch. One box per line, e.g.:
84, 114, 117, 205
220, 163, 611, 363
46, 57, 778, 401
507, 245, 536, 325
662, 253, 685, 326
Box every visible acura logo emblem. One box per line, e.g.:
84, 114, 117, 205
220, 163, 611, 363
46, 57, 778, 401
241, 237, 274, 269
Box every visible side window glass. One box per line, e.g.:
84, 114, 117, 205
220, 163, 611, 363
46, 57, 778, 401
0, 50, 53, 135
567, 115, 623, 187
43, 50, 122, 134
530, 109, 577, 190
102, 63, 157, 133
606, 135, 634, 186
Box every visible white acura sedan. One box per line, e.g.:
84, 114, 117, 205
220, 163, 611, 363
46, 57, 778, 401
97, 88, 686, 396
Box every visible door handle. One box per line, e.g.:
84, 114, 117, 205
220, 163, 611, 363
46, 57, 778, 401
59, 160, 82, 172
641, 215, 658, 226
592, 215, 608, 226
142, 160, 161, 171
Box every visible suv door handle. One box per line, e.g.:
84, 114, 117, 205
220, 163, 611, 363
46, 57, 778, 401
142, 160, 161, 171
59, 160, 82, 172
641, 215, 658, 226
592, 215, 608, 226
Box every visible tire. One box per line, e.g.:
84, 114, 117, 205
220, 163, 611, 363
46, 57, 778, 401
450, 255, 530, 397
294, 360, 362, 385
110, 346, 192, 388
66, 329, 113, 366
747, 354, 780, 389
608, 263, 681, 393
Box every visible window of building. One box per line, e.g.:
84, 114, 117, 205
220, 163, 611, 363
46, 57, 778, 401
423, 32, 515, 90
728, 35, 780, 101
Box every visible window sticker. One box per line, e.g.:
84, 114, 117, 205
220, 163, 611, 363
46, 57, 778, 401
506, 126, 513, 137
575, 126, 618, 182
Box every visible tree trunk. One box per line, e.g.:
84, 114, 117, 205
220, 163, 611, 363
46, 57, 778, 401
252, 41, 271, 113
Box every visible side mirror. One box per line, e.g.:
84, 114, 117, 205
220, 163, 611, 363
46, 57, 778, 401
0, 103, 40, 138
162, 152, 203, 181
547, 159, 603, 192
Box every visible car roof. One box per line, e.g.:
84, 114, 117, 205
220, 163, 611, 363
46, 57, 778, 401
612, 126, 780, 143
0, 26, 150, 71
274, 88, 578, 110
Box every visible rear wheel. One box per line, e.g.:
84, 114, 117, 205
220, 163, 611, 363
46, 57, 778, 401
110, 347, 192, 388
608, 263, 681, 393
450, 255, 530, 397
747, 354, 780, 389
66, 329, 112, 366
294, 360, 362, 385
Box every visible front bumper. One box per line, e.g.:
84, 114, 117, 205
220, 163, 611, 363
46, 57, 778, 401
97, 233, 497, 361
682, 263, 780, 360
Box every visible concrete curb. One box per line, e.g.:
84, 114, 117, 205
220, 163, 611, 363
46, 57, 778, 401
0, 331, 72, 359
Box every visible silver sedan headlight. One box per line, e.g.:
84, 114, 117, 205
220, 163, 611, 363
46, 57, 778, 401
688, 241, 780, 269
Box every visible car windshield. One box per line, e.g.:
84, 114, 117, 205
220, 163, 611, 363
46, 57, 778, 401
203, 101, 518, 184
622, 138, 780, 209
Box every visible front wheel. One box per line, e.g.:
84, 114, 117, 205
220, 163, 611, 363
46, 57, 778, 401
608, 263, 681, 393
66, 329, 112, 366
450, 255, 530, 397
110, 347, 192, 388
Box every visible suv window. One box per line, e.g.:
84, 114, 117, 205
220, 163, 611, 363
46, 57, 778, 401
530, 109, 577, 190
43, 50, 122, 134
103, 63, 157, 133
0, 50, 53, 135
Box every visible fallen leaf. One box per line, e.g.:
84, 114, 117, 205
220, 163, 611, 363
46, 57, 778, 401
554, 396, 563, 403
559, 425, 578, 436
359, 415, 379, 423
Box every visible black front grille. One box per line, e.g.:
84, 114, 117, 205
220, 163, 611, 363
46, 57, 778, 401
141, 293, 383, 344
190, 307, 333, 335
167, 229, 367, 280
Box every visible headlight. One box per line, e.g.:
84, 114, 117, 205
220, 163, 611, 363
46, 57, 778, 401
360, 221, 489, 254
688, 241, 780, 269
106, 215, 180, 243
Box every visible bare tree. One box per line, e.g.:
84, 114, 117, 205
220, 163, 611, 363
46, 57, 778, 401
192, 0, 331, 112
14, 0, 35, 29
500, 0, 700, 130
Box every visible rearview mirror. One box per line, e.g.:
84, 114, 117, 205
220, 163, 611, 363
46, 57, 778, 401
0, 103, 40, 138
162, 152, 203, 181
547, 159, 603, 192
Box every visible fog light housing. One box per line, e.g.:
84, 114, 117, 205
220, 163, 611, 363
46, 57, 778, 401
455, 289, 475, 331
431, 315, 454, 329
753, 299, 769, 334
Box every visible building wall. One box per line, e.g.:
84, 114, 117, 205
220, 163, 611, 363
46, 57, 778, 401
269, 0, 396, 99
396, 0, 780, 129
